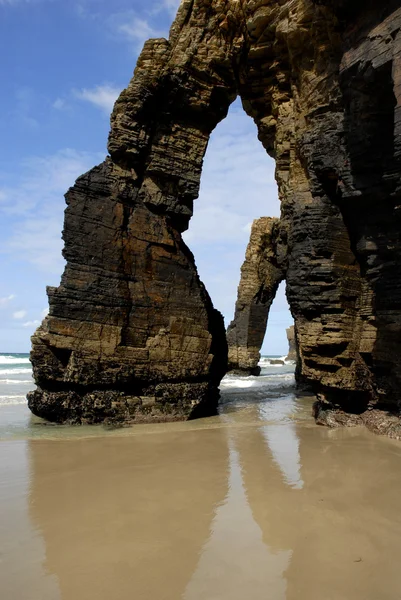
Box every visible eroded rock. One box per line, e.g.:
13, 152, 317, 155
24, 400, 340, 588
29, 0, 401, 428
286, 326, 296, 362
227, 217, 285, 374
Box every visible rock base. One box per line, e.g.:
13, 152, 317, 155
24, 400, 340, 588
313, 399, 401, 440
227, 367, 261, 377
28, 383, 219, 426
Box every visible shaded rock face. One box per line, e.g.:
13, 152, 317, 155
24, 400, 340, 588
29, 159, 227, 423
30, 0, 401, 424
227, 218, 285, 374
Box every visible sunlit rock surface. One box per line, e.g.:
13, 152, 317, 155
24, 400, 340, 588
29, 0, 401, 425
227, 218, 285, 375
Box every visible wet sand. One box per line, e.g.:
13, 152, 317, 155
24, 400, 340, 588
1, 395, 401, 600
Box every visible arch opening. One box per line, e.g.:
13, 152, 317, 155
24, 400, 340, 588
182, 99, 291, 374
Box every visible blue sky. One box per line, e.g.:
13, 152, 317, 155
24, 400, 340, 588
0, 0, 292, 354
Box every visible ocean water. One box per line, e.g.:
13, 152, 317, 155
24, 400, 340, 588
3, 353, 401, 599
0, 352, 297, 439
0, 353, 33, 407
0, 353, 295, 409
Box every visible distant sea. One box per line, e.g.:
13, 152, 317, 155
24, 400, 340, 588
0, 352, 295, 410
0, 353, 33, 407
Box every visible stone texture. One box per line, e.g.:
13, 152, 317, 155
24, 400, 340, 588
29, 0, 401, 427
227, 217, 285, 374
286, 326, 296, 362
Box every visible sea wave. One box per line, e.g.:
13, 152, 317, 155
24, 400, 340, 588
0, 356, 31, 365
221, 373, 295, 390
259, 356, 295, 367
0, 395, 27, 406
0, 379, 33, 385
0, 368, 32, 376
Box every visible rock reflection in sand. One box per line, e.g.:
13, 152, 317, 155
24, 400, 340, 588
2, 386, 401, 600
184, 444, 291, 599
259, 397, 304, 489
28, 429, 230, 600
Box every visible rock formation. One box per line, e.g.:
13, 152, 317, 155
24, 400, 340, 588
227, 218, 285, 374
29, 0, 401, 428
286, 326, 296, 363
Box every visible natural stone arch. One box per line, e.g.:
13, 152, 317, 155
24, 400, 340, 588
29, 0, 401, 427
226, 217, 286, 375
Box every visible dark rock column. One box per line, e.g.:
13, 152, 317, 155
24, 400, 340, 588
227, 218, 286, 375
28, 0, 249, 424
240, 1, 401, 424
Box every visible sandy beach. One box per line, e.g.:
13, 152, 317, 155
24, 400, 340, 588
2, 381, 401, 600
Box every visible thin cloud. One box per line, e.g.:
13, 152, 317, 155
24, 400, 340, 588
23, 320, 40, 328
109, 11, 166, 48
0, 148, 104, 274
0, 0, 49, 3
13, 87, 39, 130
182, 100, 283, 331
74, 84, 121, 114
0, 295, 15, 308
163, 0, 181, 16
13, 310, 27, 319
53, 97, 68, 111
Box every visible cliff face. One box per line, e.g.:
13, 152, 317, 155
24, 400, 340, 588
227, 218, 285, 374
29, 0, 401, 425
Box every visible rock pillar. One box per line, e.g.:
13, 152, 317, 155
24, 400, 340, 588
227, 218, 286, 375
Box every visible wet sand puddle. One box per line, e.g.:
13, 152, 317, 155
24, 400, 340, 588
1, 379, 401, 599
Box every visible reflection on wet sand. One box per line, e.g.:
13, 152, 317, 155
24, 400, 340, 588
3, 391, 401, 599
0, 441, 59, 600
228, 401, 401, 600
184, 444, 291, 600
28, 429, 229, 600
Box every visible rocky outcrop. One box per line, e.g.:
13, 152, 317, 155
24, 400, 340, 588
28, 158, 228, 424
29, 0, 401, 427
227, 218, 285, 374
286, 326, 296, 363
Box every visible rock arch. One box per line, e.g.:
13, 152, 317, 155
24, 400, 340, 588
29, 0, 401, 426
226, 217, 286, 375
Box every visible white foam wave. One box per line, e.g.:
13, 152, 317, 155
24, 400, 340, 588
221, 379, 257, 389
0, 356, 31, 365
0, 368, 32, 376
221, 373, 295, 390
259, 356, 295, 367
0, 379, 32, 385
0, 395, 27, 406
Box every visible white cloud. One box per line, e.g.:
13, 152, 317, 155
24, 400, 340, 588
53, 97, 67, 110
183, 102, 278, 247
0, 294, 15, 308
108, 11, 166, 48
22, 320, 40, 328
119, 17, 159, 43
13, 310, 27, 319
41, 308, 49, 318
74, 84, 120, 114
0, 148, 104, 274
163, 0, 181, 16
180, 100, 291, 348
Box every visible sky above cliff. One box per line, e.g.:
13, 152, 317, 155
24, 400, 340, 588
0, 0, 292, 353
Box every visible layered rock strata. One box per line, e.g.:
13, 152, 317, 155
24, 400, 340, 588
227, 218, 285, 374
286, 326, 297, 363
29, 0, 401, 428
